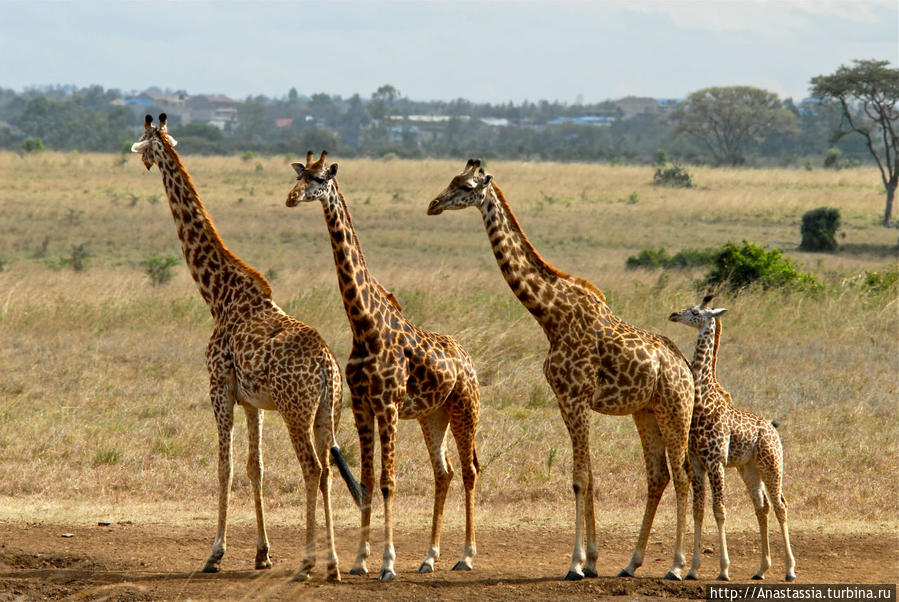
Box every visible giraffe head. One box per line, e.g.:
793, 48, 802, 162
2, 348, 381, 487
130, 114, 178, 170
286, 151, 338, 207
668, 294, 727, 329
427, 158, 494, 215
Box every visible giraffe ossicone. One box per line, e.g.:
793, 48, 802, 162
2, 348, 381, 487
131, 117, 361, 582
286, 153, 481, 582
669, 296, 796, 582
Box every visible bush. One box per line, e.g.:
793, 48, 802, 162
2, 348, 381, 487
626, 247, 715, 270
701, 240, 821, 293
22, 137, 45, 153
823, 147, 842, 169
653, 163, 693, 188
143, 255, 180, 285
799, 207, 840, 252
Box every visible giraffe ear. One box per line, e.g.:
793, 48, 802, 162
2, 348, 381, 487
481, 173, 493, 187
709, 308, 727, 317
166, 135, 178, 148
327, 163, 339, 179
291, 162, 305, 176
130, 140, 150, 153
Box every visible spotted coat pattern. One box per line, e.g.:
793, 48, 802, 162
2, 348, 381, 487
286, 152, 481, 582
428, 160, 696, 580
668, 297, 796, 581
131, 116, 350, 582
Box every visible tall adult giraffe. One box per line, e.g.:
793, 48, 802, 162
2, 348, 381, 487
427, 160, 695, 580
285, 152, 481, 582
131, 115, 361, 582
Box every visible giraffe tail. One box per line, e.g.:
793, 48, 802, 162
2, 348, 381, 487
324, 357, 366, 509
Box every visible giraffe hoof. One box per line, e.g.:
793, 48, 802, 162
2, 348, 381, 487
378, 569, 396, 582
786, 573, 797, 582
685, 572, 699, 581
715, 573, 730, 581
663, 570, 683, 581
349, 566, 368, 576
582, 567, 598, 578
255, 558, 273, 570
752, 574, 765, 580
616, 568, 635, 578
564, 570, 584, 581
201, 563, 221, 573
289, 571, 311, 582
326, 571, 341, 582
417, 562, 434, 573
452, 560, 472, 571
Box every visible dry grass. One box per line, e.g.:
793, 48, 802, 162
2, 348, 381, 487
0, 151, 896, 535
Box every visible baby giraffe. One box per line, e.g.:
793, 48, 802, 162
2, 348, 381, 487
669, 296, 796, 582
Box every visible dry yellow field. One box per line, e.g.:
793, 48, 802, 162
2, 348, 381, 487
0, 151, 896, 555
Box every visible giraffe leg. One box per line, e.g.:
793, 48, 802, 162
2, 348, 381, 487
417, 408, 452, 573
203, 384, 235, 573
449, 393, 479, 572
739, 463, 771, 580
707, 463, 730, 581
559, 402, 592, 581
243, 406, 272, 570
620, 409, 670, 578
350, 398, 375, 576
686, 457, 707, 580
376, 403, 400, 582
759, 453, 796, 581
284, 420, 322, 582
583, 455, 598, 577
654, 399, 692, 580
313, 389, 340, 582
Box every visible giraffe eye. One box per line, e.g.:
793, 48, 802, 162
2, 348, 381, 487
313, 176, 325, 184
460, 183, 473, 192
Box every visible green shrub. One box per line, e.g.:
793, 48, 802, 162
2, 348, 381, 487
701, 240, 821, 292
799, 207, 841, 252
626, 247, 715, 270
60, 244, 88, 272
653, 149, 669, 166
863, 265, 898, 291
823, 148, 842, 169
241, 151, 256, 162
626, 248, 670, 269
653, 163, 693, 188
143, 255, 180, 285
22, 137, 45, 154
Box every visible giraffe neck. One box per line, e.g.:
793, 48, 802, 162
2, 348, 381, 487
478, 183, 605, 332
692, 317, 727, 409
154, 142, 271, 320
321, 184, 399, 337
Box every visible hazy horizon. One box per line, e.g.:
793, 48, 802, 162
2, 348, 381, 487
1, 1, 896, 105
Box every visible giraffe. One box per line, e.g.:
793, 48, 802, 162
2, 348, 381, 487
284, 151, 481, 582
668, 295, 796, 582
427, 160, 695, 580
130, 115, 362, 582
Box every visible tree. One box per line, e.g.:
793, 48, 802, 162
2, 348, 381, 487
811, 59, 899, 226
668, 86, 798, 166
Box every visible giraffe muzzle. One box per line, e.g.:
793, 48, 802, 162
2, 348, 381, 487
426, 199, 443, 215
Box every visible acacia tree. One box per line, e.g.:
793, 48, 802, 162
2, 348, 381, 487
811, 60, 899, 226
669, 86, 798, 166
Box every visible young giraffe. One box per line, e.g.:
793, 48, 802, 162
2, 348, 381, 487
668, 295, 796, 582
131, 116, 362, 582
428, 160, 695, 580
285, 152, 481, 582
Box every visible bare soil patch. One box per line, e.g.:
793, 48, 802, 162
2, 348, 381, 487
0, 522, 894, 600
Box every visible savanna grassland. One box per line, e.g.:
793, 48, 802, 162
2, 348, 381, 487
0, 151, 896, 598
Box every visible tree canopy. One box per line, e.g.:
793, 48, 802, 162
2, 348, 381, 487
811, 59, 899, 226
668, 86, 798, 166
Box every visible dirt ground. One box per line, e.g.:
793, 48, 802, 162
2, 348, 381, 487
0, 522, 895, 601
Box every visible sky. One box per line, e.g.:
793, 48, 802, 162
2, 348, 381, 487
1, 0, 896, 104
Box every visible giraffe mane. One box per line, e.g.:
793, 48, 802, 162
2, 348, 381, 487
710, 316, 733, 404
332, 180, 402, 312
491, 182, 606, 303
160, 137, 273, 298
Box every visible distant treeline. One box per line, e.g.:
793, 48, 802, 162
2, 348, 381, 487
0, 84, 871, 166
